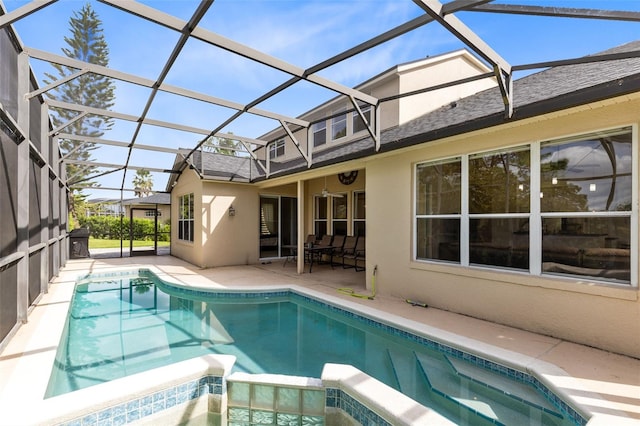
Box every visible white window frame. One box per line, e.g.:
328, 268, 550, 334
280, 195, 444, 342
413, 125, 637, 287
352, 190, 366, 237
313, 195, 328, 236
269, 138, 285, 159
144, 209, 161, 217
331, 194, 348, 235
178, 193, 194, 243
312, 121, 327, 147
332, 109, 347, 141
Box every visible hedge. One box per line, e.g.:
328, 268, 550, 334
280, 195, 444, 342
77, 216, 171, 242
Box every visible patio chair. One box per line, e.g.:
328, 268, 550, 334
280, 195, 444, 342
343, 236, 365, 271
328, 234, 346, 266
333, 235, 355, 266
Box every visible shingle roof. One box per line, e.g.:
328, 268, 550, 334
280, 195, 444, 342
122, 193, 170, 205
177, 41, 640, 185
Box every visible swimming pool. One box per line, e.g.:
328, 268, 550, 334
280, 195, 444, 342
46, 269, 582, 425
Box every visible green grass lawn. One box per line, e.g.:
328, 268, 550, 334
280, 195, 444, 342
89, 238, 171, 249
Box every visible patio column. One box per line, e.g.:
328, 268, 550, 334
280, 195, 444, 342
297, 179, 305, 274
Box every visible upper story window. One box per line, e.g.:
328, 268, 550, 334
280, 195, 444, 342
353, 105, 372, 134
312, 122, 326, 147
269, 139, 285, 159
178, 193, 194, 243
414, 127, 635, 286
332, 110, 347, 140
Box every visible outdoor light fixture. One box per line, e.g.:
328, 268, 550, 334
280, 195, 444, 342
590, 184, 597, 192
552, 177, 558, 185
228, 205, 236, 217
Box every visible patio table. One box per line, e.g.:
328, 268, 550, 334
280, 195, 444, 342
304, 245, 336, 273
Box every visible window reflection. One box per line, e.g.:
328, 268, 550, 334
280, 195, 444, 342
469, 148, 530, 214
540, 131, 632, 212
416, 158, 461, 215
543, 217, 630, 282
416, 218, 460, 262
470, 218, 529, 269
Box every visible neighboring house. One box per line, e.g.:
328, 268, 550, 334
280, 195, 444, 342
85, 198, 124, 217
122, 193, 171, 223
167, 42, 640, 358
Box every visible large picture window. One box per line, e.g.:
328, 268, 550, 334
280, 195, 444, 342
540, 129, 632, 282
178, 193, 194, 242
469, 147, 530, 269
414, 127, 635, 285
415, 158, 461, 262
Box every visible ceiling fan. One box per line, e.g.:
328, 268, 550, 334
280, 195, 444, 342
322, 176, 344, 198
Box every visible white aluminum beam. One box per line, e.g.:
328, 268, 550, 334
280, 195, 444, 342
25, 47, 308, 127
73, 185, 147, 193
0, 0, 57, 29
27, 69, 89, 100
17, 52, 30, 323
412, 0, 513, 117
100, 0, 378, 106
348, 95, 379, 151
279, 120, 310, 167
49, 111, 88, 135
65, 159, 171, 174
56, 133, 183, 154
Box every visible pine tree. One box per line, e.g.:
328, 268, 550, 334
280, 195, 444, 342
202, 134, 242, 156
44, 3, 115, 219
132, 169, 153, 197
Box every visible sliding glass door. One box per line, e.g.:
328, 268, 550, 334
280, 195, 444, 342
260, 196, 297, 259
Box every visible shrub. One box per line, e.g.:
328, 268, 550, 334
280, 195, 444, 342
78, 216, 170, 241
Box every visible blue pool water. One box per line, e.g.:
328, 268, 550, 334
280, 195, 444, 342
46, 270, 581, 425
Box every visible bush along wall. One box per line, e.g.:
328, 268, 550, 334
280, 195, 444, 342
77, 216, 170, 241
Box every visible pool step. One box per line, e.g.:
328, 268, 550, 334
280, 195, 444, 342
446, 356, 561, 417
415, 352, 565, 425
386, 348, 431, 403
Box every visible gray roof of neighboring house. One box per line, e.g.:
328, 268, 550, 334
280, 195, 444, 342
170, 41, 640, 187
122, 193, 171, 205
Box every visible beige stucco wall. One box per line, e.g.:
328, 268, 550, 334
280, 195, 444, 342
199, 181, 261, 268
397, 53, 496, 125
171, 169, 203, 267
172, 171, 302, 268
364, 95, 640, 358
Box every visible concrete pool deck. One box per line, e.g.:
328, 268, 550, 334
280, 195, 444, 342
0, 255, 638, 425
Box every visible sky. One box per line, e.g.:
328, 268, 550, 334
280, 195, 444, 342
3, 0, 640, 200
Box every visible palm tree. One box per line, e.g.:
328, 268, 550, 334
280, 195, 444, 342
132, 169, 153, 197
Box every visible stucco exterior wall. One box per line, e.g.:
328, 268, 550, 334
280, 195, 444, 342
171, 169, 203, 267
199, 181, 261, 268
365, 96, 640, 358
397, 54, 496, 125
